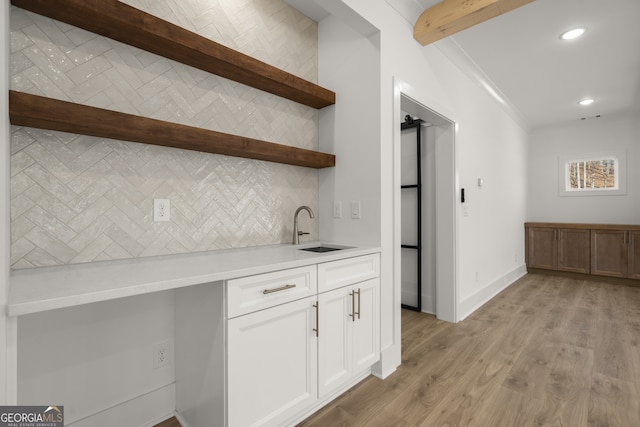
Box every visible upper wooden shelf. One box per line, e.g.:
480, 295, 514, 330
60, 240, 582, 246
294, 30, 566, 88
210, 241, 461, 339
9, 91, 336, 169
11, 0, 335, 109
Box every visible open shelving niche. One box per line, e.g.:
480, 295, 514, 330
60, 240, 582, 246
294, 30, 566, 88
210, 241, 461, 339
9, 0, 336, 169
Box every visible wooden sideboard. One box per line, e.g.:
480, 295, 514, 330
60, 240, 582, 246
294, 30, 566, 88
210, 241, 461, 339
525, 222, 640, 280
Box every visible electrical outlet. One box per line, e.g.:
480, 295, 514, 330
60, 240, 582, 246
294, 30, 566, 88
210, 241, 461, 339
153, 341, 170, 369
154, 199, 170, 222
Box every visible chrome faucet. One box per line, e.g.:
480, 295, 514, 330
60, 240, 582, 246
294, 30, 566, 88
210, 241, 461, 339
292, 206, 315, 244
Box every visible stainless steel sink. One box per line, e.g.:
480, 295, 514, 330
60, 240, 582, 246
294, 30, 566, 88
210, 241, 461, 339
300, 246, 343, 253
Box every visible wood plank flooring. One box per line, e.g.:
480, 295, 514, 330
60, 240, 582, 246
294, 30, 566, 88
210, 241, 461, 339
298, 273, 640, 427
154, 417, 181, 427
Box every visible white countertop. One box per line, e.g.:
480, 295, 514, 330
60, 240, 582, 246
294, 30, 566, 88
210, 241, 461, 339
8, 242, 381, 316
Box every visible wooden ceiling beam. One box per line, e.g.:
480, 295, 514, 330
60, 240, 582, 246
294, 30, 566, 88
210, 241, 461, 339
414, 0, 535, 46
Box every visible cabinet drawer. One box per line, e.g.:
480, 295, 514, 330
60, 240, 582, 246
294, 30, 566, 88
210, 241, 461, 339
227, 265, 317, 318
318, 254, 380, 293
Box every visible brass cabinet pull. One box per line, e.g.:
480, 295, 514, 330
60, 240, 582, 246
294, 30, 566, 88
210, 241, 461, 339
262, 284, 296, 294
313, 303, 319, 337
350, 290, 356, 322
356, 288, 361, 320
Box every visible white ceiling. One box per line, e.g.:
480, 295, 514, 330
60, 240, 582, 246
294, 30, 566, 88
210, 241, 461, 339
387, 0, 640, 129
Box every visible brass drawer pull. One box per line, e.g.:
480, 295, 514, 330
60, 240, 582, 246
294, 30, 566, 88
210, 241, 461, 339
262, 284, 296, 294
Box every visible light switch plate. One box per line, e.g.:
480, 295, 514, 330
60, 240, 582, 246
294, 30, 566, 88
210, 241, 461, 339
351, 201, 361, 219
333, 201, 342, 218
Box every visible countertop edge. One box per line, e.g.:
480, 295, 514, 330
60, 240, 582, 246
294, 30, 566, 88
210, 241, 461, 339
524, 222, 640, 230
9, 243, 381, 317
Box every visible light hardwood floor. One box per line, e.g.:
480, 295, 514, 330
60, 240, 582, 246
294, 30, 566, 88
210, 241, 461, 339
155, 417, 181, 427
298, 273, 640, 427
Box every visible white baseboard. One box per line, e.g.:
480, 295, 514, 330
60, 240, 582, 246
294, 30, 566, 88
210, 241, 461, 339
401, 287, 436, 314
401, 284, 419, 309
421, 292, 435, 315
174, 410, 190, 427
458, 264, 527, 321
67, 383, 175, 427
372, 344, 400, 379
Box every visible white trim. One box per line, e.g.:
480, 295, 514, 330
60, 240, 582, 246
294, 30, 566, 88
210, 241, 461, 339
4, 317, 17, 405
393, 77, 459, 324
435, 38, 530, 132
372, 342, 400, 380
67, 384, 176, 427
558, 150, 627, 197
400, 285, 436, 315
458, 264, 527, 321
1, 0, 13, 405
174, 411, 190, 427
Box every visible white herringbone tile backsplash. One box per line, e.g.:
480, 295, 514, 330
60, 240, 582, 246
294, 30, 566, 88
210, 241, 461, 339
9, 0, 320, 268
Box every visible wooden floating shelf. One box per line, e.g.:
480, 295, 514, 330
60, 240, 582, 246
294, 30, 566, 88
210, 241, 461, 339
9, 91, 336, 169
11, 0, 335, 109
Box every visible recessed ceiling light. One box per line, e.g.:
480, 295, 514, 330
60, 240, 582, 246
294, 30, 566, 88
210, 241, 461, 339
560, 27, 587, 40
579, 98, 594, 106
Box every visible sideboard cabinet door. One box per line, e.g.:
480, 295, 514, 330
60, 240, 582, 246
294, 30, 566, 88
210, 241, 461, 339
627, 231, 640, 280
557, 228, 590, 273
591, 229, 628, 278
526, 226, 558, 270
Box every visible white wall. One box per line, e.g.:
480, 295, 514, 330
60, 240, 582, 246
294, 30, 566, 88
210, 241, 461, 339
318, 0, 529, 374
316, 9, 390, 373
317, 15, 381, 247
454, 95, 528, 317
18, 292, 175, 426
528, 112, 640, 223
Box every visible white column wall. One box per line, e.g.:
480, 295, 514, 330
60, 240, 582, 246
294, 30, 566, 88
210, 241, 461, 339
319, 0, 528, 375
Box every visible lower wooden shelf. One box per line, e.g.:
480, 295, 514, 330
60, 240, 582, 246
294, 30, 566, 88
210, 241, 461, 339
9, 91, 335, 169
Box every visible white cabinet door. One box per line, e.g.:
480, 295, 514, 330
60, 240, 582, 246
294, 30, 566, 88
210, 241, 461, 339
317, 286, 351, 397
227, 296, 318, 427
352, 278, 380, 373
317, 278, 380, 399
